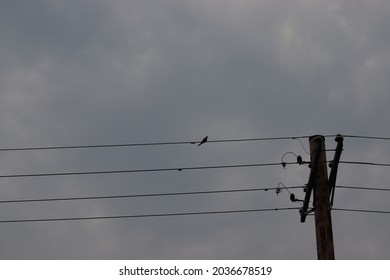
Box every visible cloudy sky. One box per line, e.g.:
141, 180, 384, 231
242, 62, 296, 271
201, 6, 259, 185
1, 0, 390, 259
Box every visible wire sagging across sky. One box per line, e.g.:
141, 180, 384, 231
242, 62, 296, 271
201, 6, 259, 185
0, 186, 304, 204
333, 208, 390, 214
0, 136, 314, 152
1, 206, 389, 224
0, 207, 300, 224
342, 135, 390, 141
0, 161, 297, 179
0, 135, 321, 152
336, 185, 390, 192
0, 134, 389, 153
340, 161, 390, 167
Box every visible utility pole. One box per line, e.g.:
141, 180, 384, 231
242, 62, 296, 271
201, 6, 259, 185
310, 135, 335, 260
300, 136, 336, 259
299, 135, 343, 259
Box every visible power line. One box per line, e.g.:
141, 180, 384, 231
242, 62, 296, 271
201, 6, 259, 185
0, 136, 313, 152
0, 141, 193, 152
1, 134, 389, 153
342, 135, 390, 141
2, 184, 388, 205
0, 161, 295, 179
0, 207, 300, 224
0, 186, 304, 204
340, 160, 390, 167
336, 185, 390, 192
333, 208, 390, 214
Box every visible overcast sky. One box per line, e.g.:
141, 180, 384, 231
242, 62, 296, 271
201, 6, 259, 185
1, 0, 390, 259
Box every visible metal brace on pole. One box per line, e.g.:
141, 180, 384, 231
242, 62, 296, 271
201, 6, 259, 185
300, 138, 322, 223
328, 134, 344, 207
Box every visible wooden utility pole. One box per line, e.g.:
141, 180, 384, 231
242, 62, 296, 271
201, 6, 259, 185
309, 135, 335, 260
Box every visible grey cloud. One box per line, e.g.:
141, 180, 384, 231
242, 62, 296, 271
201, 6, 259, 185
0, 0, 390, 259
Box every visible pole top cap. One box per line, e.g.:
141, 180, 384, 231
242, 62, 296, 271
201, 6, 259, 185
309, 135, 325, 142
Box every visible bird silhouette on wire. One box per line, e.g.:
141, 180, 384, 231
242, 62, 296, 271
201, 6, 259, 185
198, 136, 208, 146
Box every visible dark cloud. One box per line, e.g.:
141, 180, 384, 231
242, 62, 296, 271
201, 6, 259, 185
0, 0, 390, 259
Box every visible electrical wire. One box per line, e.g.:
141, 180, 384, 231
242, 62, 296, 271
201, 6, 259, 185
294, 138, 310, 155
1, 134, 389, 153
333, 208, 390, 214
0, 136, 313, 152
0, 207, 300, 224
3, 184, 388, 205
281, 152, 299, 163
340, 161, 390, 167
342, 135, 390, 141
336, 185, 390, 192
0, 162, 296, 179
0, 186, 304, 204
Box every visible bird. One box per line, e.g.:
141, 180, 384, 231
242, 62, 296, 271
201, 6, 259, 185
198, 136, 208, 146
